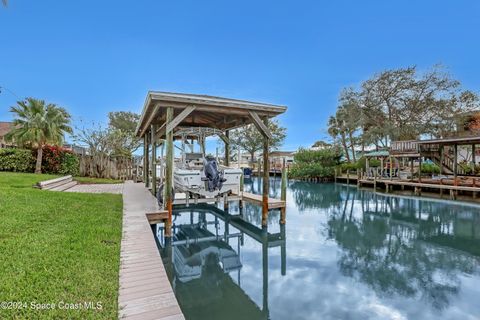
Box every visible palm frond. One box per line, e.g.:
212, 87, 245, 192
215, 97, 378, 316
8, 98, 73, 148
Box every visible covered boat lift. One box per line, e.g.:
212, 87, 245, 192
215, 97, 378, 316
136, 91, 287, 236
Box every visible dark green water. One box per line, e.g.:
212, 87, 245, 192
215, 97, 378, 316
157, 178, 480, 320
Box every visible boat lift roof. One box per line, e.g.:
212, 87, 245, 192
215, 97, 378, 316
135, 91, 287, 139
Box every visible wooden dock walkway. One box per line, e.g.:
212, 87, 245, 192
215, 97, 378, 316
240, 191, 286, 209
119, 181, 184, 320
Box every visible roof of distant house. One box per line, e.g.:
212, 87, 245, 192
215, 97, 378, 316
269, 151, 295, 156
0, 122, 13, 137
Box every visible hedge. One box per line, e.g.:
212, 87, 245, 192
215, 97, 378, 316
41, 145, 79, 176
0, 148, 36, 172
289, 148, 341, 179
0, 146, 79, 175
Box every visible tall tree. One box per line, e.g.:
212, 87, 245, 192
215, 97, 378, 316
328, 89, 361, 162
6, 98, 72, 173
230, 119, 286, 163
108, 111, 141, 156
329, 65, 480, 155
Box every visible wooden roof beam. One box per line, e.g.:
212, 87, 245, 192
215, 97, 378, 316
166, 105, 196, 134
139, 103, 161, 137
249, 111, 272, 139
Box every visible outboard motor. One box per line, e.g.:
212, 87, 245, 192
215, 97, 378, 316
203, 155, 226, 192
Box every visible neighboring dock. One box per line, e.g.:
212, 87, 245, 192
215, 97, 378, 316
119, 181, 184, 320
336, 173, 479, 200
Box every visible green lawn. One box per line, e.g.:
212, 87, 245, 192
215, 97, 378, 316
0, 172, 122, 319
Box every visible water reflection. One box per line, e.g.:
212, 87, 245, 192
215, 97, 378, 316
296, 183, 480, 310
157, 204, 286, 320
155, 179, 480, 320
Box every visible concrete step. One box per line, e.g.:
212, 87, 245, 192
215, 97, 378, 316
49, 181, 78, 192
38, 175, 73, 190
41, 178, 74, 190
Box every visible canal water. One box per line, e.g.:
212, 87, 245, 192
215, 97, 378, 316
156, 178, 480, 320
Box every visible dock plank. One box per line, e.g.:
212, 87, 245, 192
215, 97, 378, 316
120, 181, 184, 320
240, 191, 286, 209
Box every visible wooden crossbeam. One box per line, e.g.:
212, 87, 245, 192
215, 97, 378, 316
139, 103, 161, 137
154, 123, 166, 141
166, 105, 196, 134
248, 111, 272, 139
217, 131, 230, 144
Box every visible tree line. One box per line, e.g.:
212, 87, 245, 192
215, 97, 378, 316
327, 65, 480, 162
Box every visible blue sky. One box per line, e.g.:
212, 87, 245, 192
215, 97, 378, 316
1, 0, 479, 151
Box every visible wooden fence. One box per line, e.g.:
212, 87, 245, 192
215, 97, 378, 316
78, 155, 138, 180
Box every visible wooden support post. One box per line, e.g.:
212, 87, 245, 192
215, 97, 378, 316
373, 170, 377, 190
366, 158, 370, 178
151, 124, 157, 196
145, 130, 150, 188
454, 144, 458, 185
280, 160, 287, 225
380, 158, 384, 177
239, 173, 244, 209
143, 134, 148, 185
414, 186, 421, 196
473, 144, 477, 171
347, 170, 350, 185
450, 189, 456, 200
439, 144, 444, 175
410, 158, 414, 182
280, 224, 286, 276
225, 130, 230, 166
257, 157, 261, 177
389, 156, 393, 180
223, 193, 229, 211
262, 116, 270, 227
418, 156, 422, 183
165, 107, 174, 238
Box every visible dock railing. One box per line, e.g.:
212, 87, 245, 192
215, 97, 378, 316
390, 140, 419, 155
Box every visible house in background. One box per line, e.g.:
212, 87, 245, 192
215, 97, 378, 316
0, 122, 14, 148
269, 151, 295, 172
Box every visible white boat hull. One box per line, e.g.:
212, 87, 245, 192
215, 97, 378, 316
174, 168, 242, 198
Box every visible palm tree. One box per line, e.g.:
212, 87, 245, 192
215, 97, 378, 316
6, 98, 72, 174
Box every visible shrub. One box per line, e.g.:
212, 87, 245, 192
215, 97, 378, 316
339, 162, 357, 173
289, 163, 335, 179
41, 145, 64, 174
39, 145, 79, 175
289, 147, 340, 179
59, 152, 79, 176
0, 146, 79, 175
355, 157, 381, 169
421, 163, 440, 175
0, 148, 36, 172
294, 148, 342, 167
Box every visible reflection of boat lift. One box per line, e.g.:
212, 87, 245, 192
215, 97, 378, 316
172, 225, 243, 283
158, 204, 287, 319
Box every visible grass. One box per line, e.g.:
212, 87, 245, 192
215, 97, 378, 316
74, 176, 123, 185
0, 172, 122, 319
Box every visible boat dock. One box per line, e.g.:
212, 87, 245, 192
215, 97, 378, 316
336, 173, 479, 200
119, 181, 184, 320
